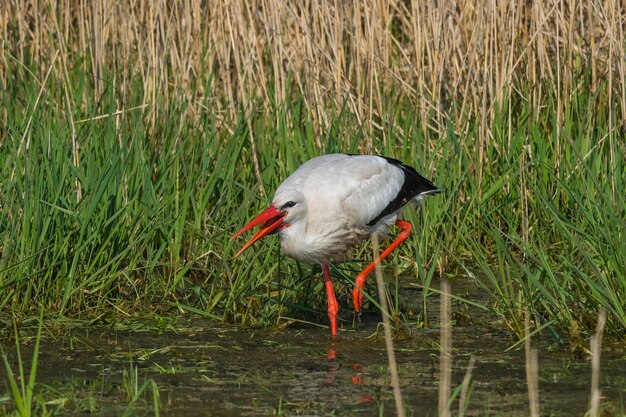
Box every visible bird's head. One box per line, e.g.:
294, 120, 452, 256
231, 189, 305, 257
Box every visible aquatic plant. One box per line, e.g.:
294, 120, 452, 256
0, 313, 43, 417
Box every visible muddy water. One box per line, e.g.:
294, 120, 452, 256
1, 284, 625, 416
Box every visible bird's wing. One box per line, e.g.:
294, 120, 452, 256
338, 156, 406, 227
364, 156, 440, 225
278, 155, 404, 227
277, 154, 438, 231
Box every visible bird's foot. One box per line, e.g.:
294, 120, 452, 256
355, 310, 362, 323
352, 286, 363, 312
329, 314, 338, 337
328, 302, 338, 336
352, 274, 366, 312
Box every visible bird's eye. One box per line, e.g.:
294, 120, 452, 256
280, 201, 297, 210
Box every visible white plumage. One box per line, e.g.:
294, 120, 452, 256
275, 155, 406, 262
232, 153, 440, 336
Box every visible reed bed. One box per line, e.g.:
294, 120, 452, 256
3, 1, 625, 135
0, 0, 624, 342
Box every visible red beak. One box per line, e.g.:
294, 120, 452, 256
231, 205, 286, 257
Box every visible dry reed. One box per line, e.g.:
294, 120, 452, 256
371, 235, 405, 417
2, 0, 624, 146
525, 310, 540, 417
438, 279, 451, 417
589, 309, 607, 417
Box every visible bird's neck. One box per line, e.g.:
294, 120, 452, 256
280, 217, 307, 240
278, 217, 316, 263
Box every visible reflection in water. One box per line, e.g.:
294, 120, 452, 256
351, 363, 363, 384
325, 341, 338, 384
9, 321, 625, 416
325, 340, 375, 403
324, 341, 338, 384
327, 341, 337, 360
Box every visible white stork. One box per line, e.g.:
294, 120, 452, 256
232, 154, 440, 336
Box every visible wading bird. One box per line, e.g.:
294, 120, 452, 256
232, 154, 440, 336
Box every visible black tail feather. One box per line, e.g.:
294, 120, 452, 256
366, 156, 440, 226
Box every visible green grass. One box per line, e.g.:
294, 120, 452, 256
0, 312, 43, 417
0, 56, 624, 343
0, 312, 162, 416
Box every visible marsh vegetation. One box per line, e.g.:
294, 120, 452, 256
1, 0, 625, 415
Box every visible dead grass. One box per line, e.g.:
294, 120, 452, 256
525, 310, 540, 417
439, 279, 451, 417
2, 0, 624, 144
589, 310, 607, 417
372, 236, 405, 417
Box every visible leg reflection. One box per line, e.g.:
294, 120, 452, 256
324, 340, 374, 403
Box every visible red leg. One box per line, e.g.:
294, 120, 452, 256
323, 263, 339, 336
352, 219, 413, 312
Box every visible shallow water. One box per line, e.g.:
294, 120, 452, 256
1, 283, 625, 416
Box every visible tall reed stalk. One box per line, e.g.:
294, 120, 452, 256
372, 236, 405, 417
525, 310, 540, 417
588, 310, 607, 417
438, 280, 451, 417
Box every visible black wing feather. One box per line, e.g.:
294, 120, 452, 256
366, 156, 440, 226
